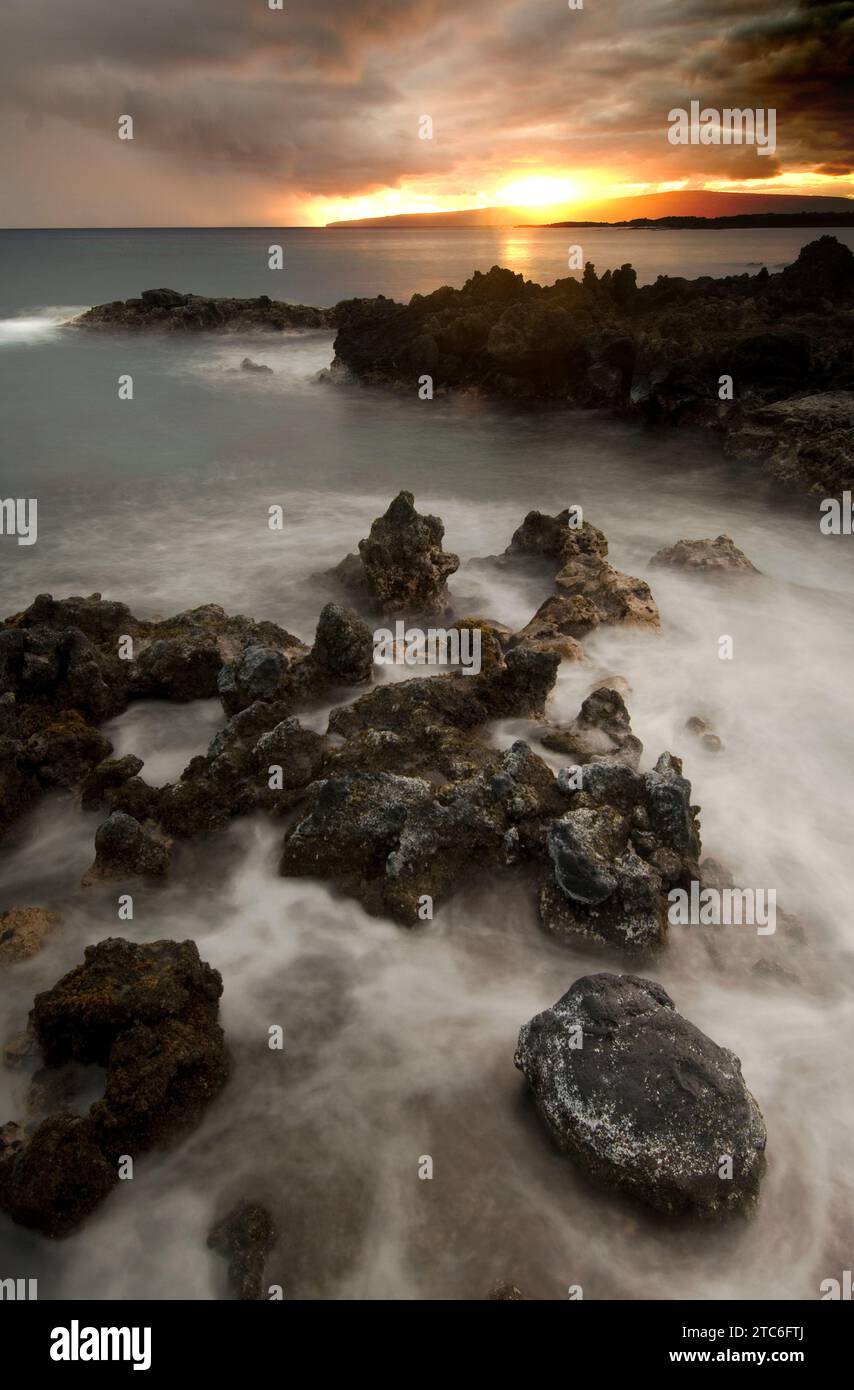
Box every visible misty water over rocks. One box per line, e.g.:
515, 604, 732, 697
1, 229, 853, 1299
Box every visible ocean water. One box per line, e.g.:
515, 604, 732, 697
0, 227, 853, 1300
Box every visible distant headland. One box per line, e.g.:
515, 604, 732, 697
326, 190, 854, 229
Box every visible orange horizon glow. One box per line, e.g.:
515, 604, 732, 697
295, 168, 854, 226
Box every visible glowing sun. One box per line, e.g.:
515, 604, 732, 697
494, 175, 581, 208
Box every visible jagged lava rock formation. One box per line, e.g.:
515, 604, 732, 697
329, 491, 460, 617
0, 939, 228, 1236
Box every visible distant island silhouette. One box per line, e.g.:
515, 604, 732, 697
540, 212, 854, 230
327, 190, 854, 229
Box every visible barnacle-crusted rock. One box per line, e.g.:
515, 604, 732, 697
509, 594, 592, 657
0, 938, 228, 1236
0, 593, 310, 841
0, 1114, 118, 1237
24, 715, 112, 788
105, 705, 330, 840
131, 636, 223, 701
215, 606, 370, 718
724, 391, 854, 493
31, 938, 223, 1067
514, 973, 766, 1216
251, 717, 330, 792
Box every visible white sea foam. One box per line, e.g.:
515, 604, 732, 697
0, 307, 87, 345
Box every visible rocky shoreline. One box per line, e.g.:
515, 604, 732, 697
0, 492, 809, 1247
72, 236, 854, 494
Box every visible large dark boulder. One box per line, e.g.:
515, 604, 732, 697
515, 973, 766, 1217
24, 716, 112, 788
32, 938, 223, 1069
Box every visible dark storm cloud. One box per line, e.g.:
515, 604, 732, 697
689, 0, 854, 168
1, 0, 459, 73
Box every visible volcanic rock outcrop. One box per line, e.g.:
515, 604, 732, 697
0, 938, 229, 1236
497, 510, 659, 633
539, 687, 642, 769
0, 592, 367, 842
75, 290, 334, 333
329, 491, 460, 616
331, 238, 854, 492
649, 535, 759, 574
537, 750, 701, 954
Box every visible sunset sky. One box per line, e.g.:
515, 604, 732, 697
2, 0, 852, 226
